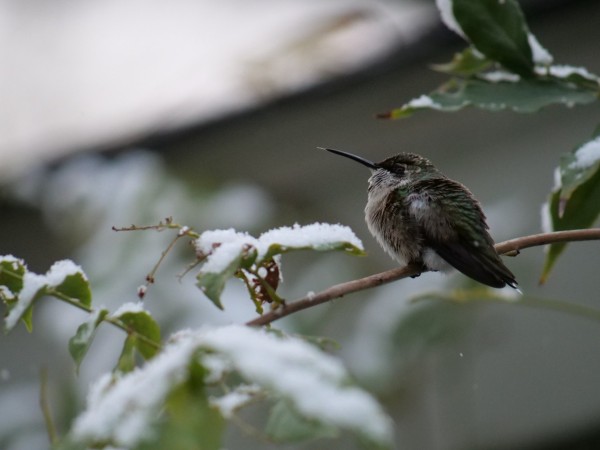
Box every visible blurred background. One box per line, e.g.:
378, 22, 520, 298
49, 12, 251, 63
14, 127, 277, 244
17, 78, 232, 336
1, 0, 600, 449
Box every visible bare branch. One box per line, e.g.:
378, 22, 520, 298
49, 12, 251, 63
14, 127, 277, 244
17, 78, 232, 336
246, 228, 600, 327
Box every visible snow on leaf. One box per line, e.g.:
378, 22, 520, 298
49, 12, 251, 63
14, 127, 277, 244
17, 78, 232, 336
71, 326, 393, 448
200, 326, 393, 445
435, 0, 466, 38
528, 33, 553, 65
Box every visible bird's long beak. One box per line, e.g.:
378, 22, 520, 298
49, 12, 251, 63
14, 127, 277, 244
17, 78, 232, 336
319, 147, 378, 169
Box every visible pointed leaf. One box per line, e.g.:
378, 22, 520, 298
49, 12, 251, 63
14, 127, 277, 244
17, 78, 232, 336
116, 335, 137, 373
54, 272, 92, 308
382, 78, 597, 118
69, 308, 109, 373
453, 0, 533, 76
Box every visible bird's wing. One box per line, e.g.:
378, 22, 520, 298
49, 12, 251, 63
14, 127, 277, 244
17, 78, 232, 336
406, 177, 517, 288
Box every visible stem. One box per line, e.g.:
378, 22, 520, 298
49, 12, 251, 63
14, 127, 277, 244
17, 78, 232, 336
247, 228, 600, 327
39, 367, 58, 446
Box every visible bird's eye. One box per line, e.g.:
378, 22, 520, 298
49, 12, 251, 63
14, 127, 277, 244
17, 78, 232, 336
397, 164, 406, 174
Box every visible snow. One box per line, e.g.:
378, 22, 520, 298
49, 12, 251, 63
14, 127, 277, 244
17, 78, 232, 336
195, 223, 363, 274
435, 0, 465, 38
210, 384, 260, 418
570, 136, 600, 170
546, 65, 599, 82
528, 33, 553, 65
4, 259, 86, 330
540, 201, 553, 234
407, 94, 441, 109
72, 325, 393, 447
257, 223, 363, 256
72, 335, 200, 446
45, 259, 87, 285
200, 325, 392, 443
111, 301, 147, 318
481, 71, 520, 83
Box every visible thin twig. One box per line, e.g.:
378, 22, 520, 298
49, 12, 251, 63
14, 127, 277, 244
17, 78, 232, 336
246, 228, 600, 327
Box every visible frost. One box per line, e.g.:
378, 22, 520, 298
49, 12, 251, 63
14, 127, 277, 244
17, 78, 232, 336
72, 325, 393, 447
112, 301, 147, 318
570, 136, 600, 170
528, 33, 553, 65
407, 94, 442, 109
480, 71, 520, 83
435, 0, 465, 38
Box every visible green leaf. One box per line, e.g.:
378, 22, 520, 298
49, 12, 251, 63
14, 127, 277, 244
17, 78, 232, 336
114, 308, 161, 360
384, 78, 597, 118
116, 334, 137, 373
0, 257, 26, 295
266, 400, 338, 443
431, 47, 492, 76
540, 145, 600, 282
196, 247, 257, 310
453, 0, 533, 76
53, 272, 92, 308
259, 240, 365, 263
69, 308, 109, 373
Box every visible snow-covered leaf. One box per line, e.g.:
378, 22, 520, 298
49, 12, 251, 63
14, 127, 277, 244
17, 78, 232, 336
195, 223, 363, 309
112, 302, 161, 360
541, 135, 600, 282
3, 259, 89, 332
69, 308, 109, 373
71, 325, 393, 449
452, 0, 533, 76
200, 326, 393, 446
382, 78, 597, 118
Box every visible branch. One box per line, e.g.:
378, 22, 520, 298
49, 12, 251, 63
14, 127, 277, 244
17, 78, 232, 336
246, 228, 600, 327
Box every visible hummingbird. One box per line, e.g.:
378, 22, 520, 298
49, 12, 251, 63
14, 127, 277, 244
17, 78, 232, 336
322, 147, 518, 290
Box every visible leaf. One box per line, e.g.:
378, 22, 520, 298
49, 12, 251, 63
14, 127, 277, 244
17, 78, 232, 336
266, 400, 338, 443
382, 77, 597, 118
114, 309, 161, 360
431, 47, 492, 76
69, 308, 109, 373
196, 247, 257, 310
53, 272, 92, 308
259, 240, 365, 263
0, 257, 26, 296
116, 335, 137, 373
453, 0, 533, 76
540, 144, 600, 283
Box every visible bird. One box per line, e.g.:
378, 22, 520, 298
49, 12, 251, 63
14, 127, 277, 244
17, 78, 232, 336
321, 147, 519, 290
